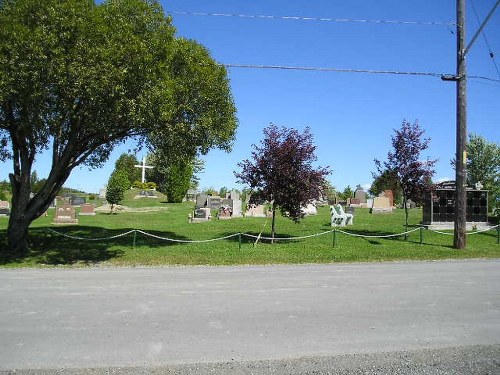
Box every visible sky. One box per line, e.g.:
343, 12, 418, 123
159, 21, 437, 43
1, 0, 499, 194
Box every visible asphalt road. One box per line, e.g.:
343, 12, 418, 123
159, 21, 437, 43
1, 260, 499, 374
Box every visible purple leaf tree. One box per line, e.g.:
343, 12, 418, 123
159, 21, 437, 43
374, 120, 437, 231
235, 124, 331, 242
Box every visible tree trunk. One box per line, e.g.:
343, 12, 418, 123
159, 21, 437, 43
271, 204, 276, 244
403, 193, 409, 241
7, 216, 31, 257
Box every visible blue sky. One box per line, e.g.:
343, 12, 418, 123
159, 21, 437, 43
1, 0, 499, 193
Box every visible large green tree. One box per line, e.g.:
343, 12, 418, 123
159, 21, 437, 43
465, 133, 499, 210
0, 0, 237, 256
113, 153, 141, 188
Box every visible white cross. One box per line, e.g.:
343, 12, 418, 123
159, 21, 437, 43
134, 156, 153, 183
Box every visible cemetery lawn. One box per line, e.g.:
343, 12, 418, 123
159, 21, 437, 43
0, 197, 499, 267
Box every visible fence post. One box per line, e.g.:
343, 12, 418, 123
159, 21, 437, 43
420, 227, 423, 245
238, 233, 242, 250
332, 229, 336, 248
133, 230, 137, 249
497, 225, 499, 245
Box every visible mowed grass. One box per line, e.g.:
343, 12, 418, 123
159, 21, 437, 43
0, 192, 499, 267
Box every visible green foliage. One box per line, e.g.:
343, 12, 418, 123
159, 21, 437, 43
88, 194, 96, 200
0, 0, 238, 255
114, 154, 141, 188
339, 186, 353, 201
203, 187, 218, 196
105, 170, 129, 210
322, 181, 338, 204
219, 186, 228, 198
132, 180, 144, 189
0, 190, 6, 201
163, 163, 192, 203
466, 134, 499, 210
148, 38, 237, 160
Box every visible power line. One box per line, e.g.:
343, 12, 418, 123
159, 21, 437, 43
470, 0, 500, 80
221, 63, 445, 78
220, 63, 500, 83
170, 11, 456, 26
221, 63, 500, 84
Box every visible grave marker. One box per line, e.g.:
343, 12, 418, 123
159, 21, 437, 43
54, 204, 78, 224
79, 203, 96, 216
0, 200, 10, 216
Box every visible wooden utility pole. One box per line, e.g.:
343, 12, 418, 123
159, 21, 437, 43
452, 0, 500, 249
454, 0, 467, 249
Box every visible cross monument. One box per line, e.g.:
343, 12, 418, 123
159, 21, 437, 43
134, 156, 153, 183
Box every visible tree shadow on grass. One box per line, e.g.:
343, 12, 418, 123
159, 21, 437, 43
0, 226, 190, 266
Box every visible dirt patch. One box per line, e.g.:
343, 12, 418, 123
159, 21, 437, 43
94, 204, 169, 213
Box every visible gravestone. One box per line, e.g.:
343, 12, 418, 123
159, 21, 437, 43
371, 197, 393, 214
79, 203, 96, 216
137, 190, 157, 198
190, 207, 211, 223
218, 205, 232, 220
349, 198, 361, 207
405, 199, 417, 209
0, 201, 10, 216
301, 203, 317, 216
195, 194, 208, 209
245, 204, 266, 217
98, 186, 107, 199
185, 189, 198, 202
70, 196, 86, 206
232, 199, 243, 218
207, 196, 222, 210
229, 190, 240, 201
54, 204, 78, 224
354, 185, 367, 203
381, 190, 394, 207
366, 198, 374, 208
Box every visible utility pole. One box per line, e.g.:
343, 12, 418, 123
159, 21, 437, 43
451, 0, 500, 249
454, 0, 467, 249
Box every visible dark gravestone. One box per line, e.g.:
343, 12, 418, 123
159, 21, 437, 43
70, 196, 86, 206
207, 196, 222, 210
194, 209, 208, 219
222, 198, 233, 208
195, 194, 208, 209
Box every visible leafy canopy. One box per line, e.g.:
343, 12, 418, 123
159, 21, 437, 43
465, 133, 500, 209
0, 0, 238, 255
105, 169, 129, 210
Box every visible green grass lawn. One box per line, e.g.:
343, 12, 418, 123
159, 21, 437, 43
0, 192, 499, 267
